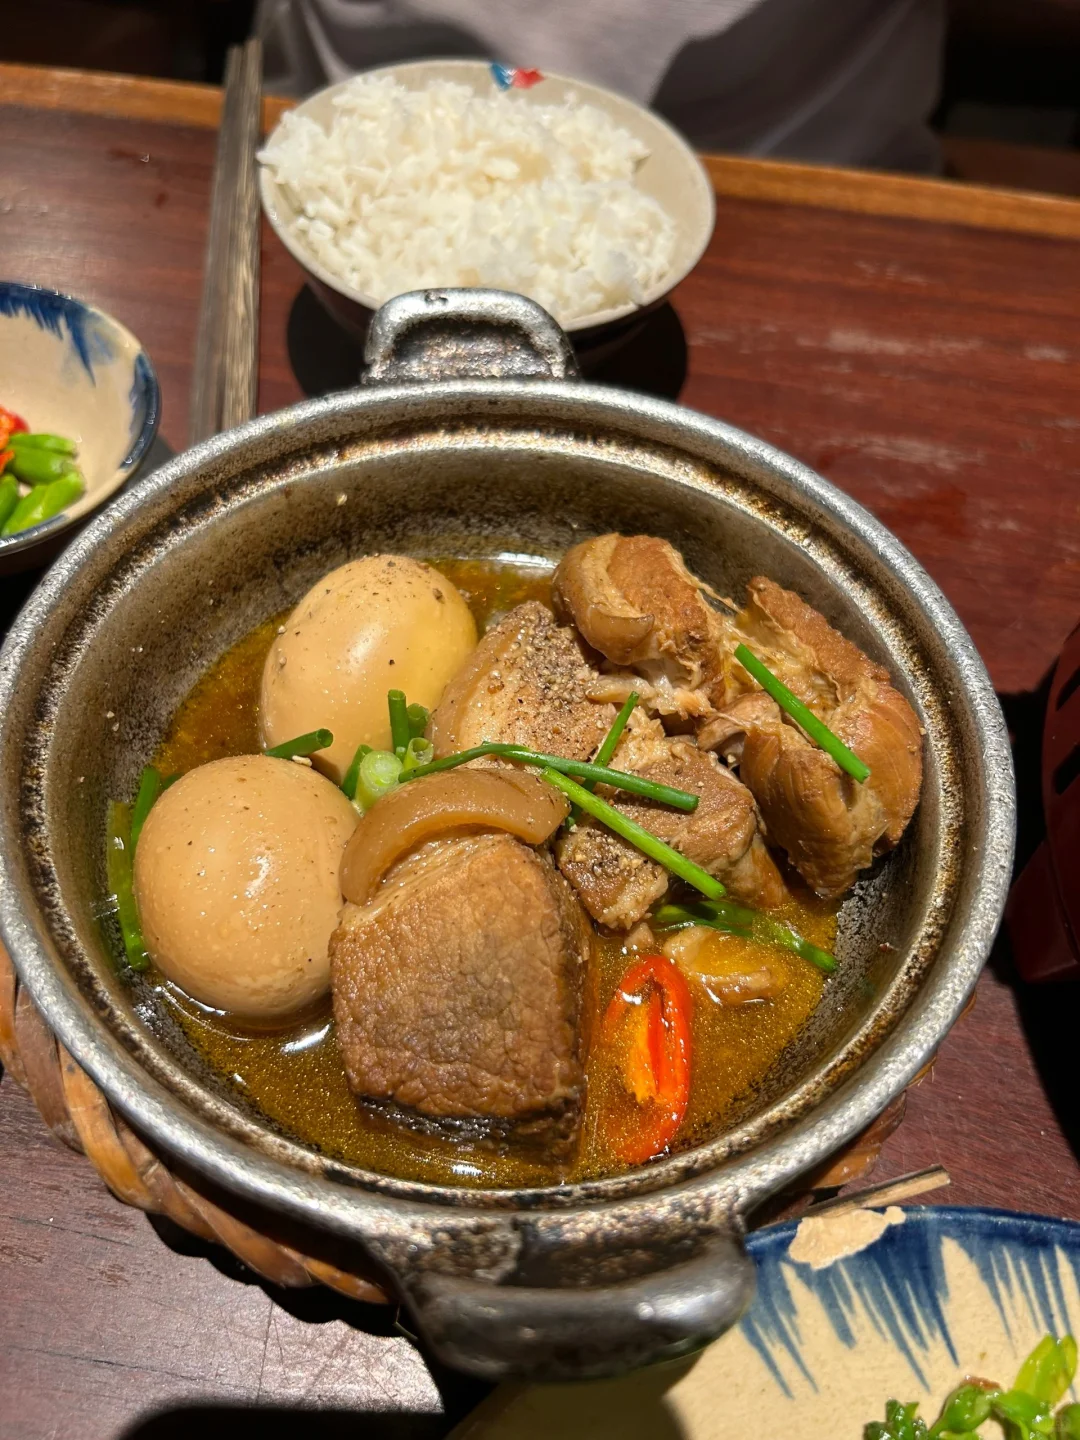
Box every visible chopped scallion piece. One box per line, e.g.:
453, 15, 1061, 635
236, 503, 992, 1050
590, 691, 639, 778
406, 703, 430, 741
571, 690, 639, 823
401, 736, 434, 775
106, 800, 148, 971
653, 899, 837, 973
539, 768, 724, 901
264, 728, 334, 760
400, 740, 698, 811
388, 690, 410, 758
130, 766, 162, 853
734, 642, 870, 784
342, 743, 373, 800
356, 748, 403, 811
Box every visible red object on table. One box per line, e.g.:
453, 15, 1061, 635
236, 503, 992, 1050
1008, 622, 1080, 980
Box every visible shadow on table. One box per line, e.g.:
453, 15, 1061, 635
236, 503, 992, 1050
145, 1214, 489, 1427
992, 672, 1080, 1162
120, 1406, 456, 1439
286, 285, 689, 401
119, 1361, 697, 1440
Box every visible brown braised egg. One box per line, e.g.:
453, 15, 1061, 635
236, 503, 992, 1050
133, 754, 358, 1019
259, 555, 477, 784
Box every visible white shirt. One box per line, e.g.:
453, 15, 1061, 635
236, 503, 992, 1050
257, 0, 945, 170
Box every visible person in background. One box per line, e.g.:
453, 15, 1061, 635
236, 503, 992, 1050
255, 0, 946, 172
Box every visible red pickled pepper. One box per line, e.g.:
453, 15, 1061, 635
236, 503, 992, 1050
599, 953, 693, 1165
0, 405, 28, 472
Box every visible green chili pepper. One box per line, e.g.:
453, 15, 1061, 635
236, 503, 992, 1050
865, 1335, 1080, 1440
1, 471, 84, 536
342, 743, 373, 800
9, 431, 78, 455
0, 474, 19, 531
1016, 1335, 1078, 1407
7, 444, 78, 487
355, 749, 402, 810
865, 1400, 929, 1440
928, 1384, 997, 1436
264, 728, 333, 759
106, 800, 148, 972
992, 1387, 1054, 1435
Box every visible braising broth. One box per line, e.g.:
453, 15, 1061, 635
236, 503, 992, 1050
146, 559, 834, 1188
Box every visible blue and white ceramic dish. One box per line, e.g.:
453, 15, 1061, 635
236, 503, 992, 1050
459, 1207, 1080, 1440
0, 282, 160, 572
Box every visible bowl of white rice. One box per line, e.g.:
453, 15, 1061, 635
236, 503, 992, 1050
258, 60, 715, 345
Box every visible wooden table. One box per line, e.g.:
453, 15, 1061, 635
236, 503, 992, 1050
2, 63, 1080, 1440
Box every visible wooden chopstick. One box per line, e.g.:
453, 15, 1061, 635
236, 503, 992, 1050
189, 38, 262, 444
802, 1165, 951, 1220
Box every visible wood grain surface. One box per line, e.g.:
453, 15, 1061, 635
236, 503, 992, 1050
2, 79, 1080, 1440
4, 60, 1080, 241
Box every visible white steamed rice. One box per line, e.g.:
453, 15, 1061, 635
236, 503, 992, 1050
258, 75, 677, 324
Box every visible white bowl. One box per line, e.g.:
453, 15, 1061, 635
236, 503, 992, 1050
0, 283, 160, 573
259, 59, 716, 341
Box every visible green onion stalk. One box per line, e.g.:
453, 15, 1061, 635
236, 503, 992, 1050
388, 690, 411, 759
401, 740, 699, 812
106, 801, 148, 971
569, 690, 638, 822
540, 767, 724, 901
264, 728, 334, 760
355, 749, 403, 810
654, 899, 836, 973
734, 642, 871, 785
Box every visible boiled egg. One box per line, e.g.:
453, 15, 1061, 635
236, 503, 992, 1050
133, 754, 357, 1019
259, 556, 477, 784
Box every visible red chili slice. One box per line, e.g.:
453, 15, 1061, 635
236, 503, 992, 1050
0, 407, 28, 435
600, 953, 692, 1165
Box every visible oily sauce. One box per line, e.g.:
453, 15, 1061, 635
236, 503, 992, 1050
147, 557, 834, 1188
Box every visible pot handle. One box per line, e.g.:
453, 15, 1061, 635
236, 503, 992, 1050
362, 288, 579, 384
395, 1227, 756, 1383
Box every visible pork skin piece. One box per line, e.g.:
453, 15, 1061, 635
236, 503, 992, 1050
700, 577, 924, 898
428, 600, 614, 760
330, 832, 592, 1154
555, 713, 789, 930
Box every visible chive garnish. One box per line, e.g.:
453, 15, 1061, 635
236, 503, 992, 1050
401, 736, 434, 775
400, 741, 699, 812
106, 800, 148, 971
388, 690, 410, 758
265, 728, 334, 760
570, 690, 639, 822
355, 749, 403, 810
539, 768, 724, 900
130, 766, 163, 853
734, 643, 871, 784
653, 899, 837, 973
406, 703, 430, 742
590, 692, 638, 780
342, 743, 373, 800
